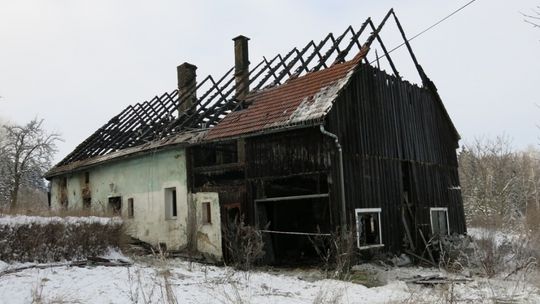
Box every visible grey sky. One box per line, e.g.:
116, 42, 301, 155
1, 0, 539, 162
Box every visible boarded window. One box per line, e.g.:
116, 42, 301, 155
108, 196, 122, 215
355, 208, 383, 249
202, 202, 212, 224
128, 198, 134, 218
430, 207, 449, 236
165, 188, 177, 219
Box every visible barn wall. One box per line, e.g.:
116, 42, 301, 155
326, 63, 465, 253
242, 128, 333, 263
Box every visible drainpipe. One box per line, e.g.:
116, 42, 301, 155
320, 125, 347, 238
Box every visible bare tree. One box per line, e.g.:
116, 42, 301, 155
459, 136, 540, 228
521, 6, 540, 28
0, 118, 62, 209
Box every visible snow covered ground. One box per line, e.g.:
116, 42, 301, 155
1, 253, 539, 304
0, 214, 122, 226
1, 226, 539, 304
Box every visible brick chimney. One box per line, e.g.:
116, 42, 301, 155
233, 35, 250, 99
177, 62, 197, 115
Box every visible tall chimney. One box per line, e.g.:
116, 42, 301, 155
177, 62, 197, 115
233, 35, 250, 99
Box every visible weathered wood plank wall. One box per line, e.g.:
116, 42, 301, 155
326, 63, 466, 252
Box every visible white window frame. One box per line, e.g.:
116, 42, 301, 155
430, 207, 450, 236
164, 187, 178, 220
355, 208, 384, 250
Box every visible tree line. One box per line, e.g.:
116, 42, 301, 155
458, 136, 540, 229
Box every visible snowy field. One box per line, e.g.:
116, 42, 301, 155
1, 253, 539, 304
1, 224, 539, 304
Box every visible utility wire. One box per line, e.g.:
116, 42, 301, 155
371, 0, 478, 64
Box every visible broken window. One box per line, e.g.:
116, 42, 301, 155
128, 198, 134, 218
165, 188, 177, 219
108, 196, 122, 215
83, 197, 91, 209
355, 208, 383, 249
202, 202, 212, 224
430, 207, 449, 236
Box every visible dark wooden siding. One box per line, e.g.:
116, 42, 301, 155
245, 128, 330, 179
326, 63, 466, 253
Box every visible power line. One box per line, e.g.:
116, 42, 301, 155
371, 0, 478, 64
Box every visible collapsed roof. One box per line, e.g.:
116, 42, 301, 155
46, 9, 457, 178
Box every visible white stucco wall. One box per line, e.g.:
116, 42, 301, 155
50, 148, 189, 250
193, 192, 222, 260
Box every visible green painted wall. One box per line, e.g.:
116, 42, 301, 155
51, 148, 190, 250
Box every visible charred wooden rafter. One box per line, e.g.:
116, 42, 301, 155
57, 12, 412, 166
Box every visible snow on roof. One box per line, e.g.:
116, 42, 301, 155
206, 50, 367, 140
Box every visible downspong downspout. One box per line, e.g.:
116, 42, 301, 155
320, 125, 347, 238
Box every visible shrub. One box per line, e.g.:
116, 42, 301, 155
309, 227, 357, 280
0, 215, 123, 262
222, 215, 265, 270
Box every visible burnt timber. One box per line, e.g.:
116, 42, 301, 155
46, 9, 466, 265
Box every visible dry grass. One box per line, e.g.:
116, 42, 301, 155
222, 215, 265, 271
309, 227, 357, 280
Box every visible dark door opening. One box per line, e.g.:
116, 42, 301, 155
257, 196, 331, 265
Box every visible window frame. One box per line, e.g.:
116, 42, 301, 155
164, 187, 178, 220
430, 207, 450, 236
108, 196, 122, 216
355, 208, 384, 250
202, 202, 212, 224
127, 198, 134, 218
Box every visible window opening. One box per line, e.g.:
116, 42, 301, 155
355, 208, 383, 249
128, 198, 134, 218
430, 207, 449, 236
202, 202, 212, 224
165, 188, 178, 219
108, 196, 122, 215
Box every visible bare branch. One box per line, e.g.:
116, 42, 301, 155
0, 118, 62, 208
525, 19, 540, 28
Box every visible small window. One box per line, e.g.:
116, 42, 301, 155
83, 197, 91, 209
128, 198, 134, 218
165, 188, 178, 219
202, 202, 212, 224
108, 196, 122, 215
84, 172, 90, 184
430, 207, 449, 236
60, 177, 68, 208
355, 208, 383, 249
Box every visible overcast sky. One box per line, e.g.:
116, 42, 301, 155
1, 0, 539, 162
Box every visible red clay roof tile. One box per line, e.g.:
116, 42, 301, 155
206, 49, 368, 140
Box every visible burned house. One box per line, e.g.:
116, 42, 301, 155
45, 10, 466, 264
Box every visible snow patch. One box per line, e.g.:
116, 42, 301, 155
467, 227, 519, 246
287, 69, 355, 125
0, 215, 122, 227
99, 247, 131, 263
